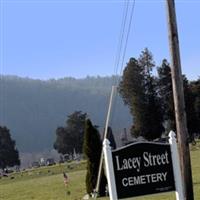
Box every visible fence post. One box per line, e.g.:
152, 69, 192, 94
103, 139, 118, 200
169, 131, 185, 200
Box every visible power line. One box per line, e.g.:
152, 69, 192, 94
113, 0, 130, 81
109, 0, 130, 131
95, 0, 136, 196
119, 0, 136, 80
110, 0, 136, 128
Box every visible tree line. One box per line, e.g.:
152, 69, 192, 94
119, 48, 200, 140
53, 48, 200, 160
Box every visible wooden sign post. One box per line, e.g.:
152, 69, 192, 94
103, 131, 184, 200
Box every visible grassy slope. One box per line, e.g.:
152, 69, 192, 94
0, 145, 200, 200
1, 170, 85, 200
0, 161, 87, 200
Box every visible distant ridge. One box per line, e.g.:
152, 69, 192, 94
0, 75, 132, 152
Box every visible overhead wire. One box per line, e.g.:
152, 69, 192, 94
119, 0, 136, 80
113, 0, 130, 83
94, 1, 136, 196
108, 0, 130, 131
110, 0, 136, 129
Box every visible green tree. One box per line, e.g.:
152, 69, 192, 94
158, 62, 199, 137
192, 78, 200, 134
119, 57, 146, 138
119, 49, 164, 139
83, 119, 107, 196
138, 49, 164, 139
0, 126, 20, 170
54, 111, 87, 154
53, 127, 72, 154
157, 59, 175, 132
183, 76, 199, 137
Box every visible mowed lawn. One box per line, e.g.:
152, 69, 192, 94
0, 144, 200, 200
0, 162, 87, 200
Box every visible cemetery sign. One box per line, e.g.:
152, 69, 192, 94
112, 142, 175, 198
103, 131, 184, 200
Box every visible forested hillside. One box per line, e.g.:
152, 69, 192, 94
0, 75, 132, 152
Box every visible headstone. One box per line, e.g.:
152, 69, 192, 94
82, 194, 90, 200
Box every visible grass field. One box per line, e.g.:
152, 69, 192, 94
0, 143, 200, 200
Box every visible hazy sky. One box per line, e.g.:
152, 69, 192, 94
0, 0, 199, 80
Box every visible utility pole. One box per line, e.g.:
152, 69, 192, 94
166, 1, 194, 200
